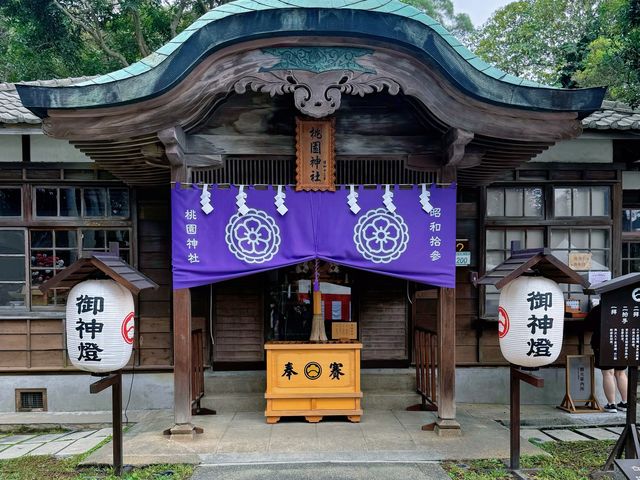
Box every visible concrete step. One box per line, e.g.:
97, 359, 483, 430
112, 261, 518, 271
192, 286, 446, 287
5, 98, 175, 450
199, 391, 422, 413
204, 369, 417, 395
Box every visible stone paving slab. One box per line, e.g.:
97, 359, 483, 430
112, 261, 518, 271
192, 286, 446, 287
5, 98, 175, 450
576, 427, 620, 440
607, 426, 625, 434
0, 434, 35, 445
0, 442, 41, 459
88, 428, 112, 438
27, 440, 75, 456
542, 429, 589, 442
521, 429, 557, 443
23, 433, 69, 443
59, 430, 96, 441
56, 436, 106, 457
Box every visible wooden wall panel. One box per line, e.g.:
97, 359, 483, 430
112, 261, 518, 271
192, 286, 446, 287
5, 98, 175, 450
213, 277, 264, 363
136, 188, 174, 367
359, 273, 407, 361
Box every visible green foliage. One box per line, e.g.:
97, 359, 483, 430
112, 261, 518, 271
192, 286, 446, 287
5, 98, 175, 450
403, 0, 474, 40
471, 0, 600, 86
443, 439, 616, 480
473, 0, 640, 106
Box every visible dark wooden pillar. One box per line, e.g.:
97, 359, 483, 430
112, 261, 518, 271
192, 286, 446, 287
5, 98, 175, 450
435, 286, 460, 435
173, 288, 192, 426
435, 163, 460, 435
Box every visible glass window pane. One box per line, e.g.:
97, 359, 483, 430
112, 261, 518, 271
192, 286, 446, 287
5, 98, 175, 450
573, 188, 589, 216
31, 230, 53, 249
0, 230, 24, 254
554, 188, 572, 217
31, 250, 54, 269
84, 188, 106, 216
570, 230, 589, 249
486, 188, 504, 217
55, 231, 77, 249
591, 250, 608, 270
591, 187, 609, 216
106, 230, 130, 249
54, 250, 77, 270
0, 283, 25, 307
526, 230, 544, 248
486, 230, 504, 249
82, 230, 105, 250
591, 229, 608, 249
485, 285, 500, 316
506, 230, 525, 250
0, 257, 25, 281
524, 188, 543, 217
109, 189, 130, 217
623, 209, 640, 232
486, 252, 505, 270
35, 188, 58, 216
550, 229, 569, 249
60, 188, 81, 217
505, 189, 523, 216
0, 188, 21, 216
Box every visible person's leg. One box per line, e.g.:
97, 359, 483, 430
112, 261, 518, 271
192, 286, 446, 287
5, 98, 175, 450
614, 369, 628, 403
602, 369, 617, 406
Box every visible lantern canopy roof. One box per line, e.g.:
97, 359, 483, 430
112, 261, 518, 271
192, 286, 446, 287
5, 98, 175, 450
478, 248, 589, 290
587, 272, 640, 295
39, 253, 158, 295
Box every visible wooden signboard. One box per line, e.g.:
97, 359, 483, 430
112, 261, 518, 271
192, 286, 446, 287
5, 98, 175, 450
332, 321, 358, 340
558, 355, 601, 413
600, 285, 640, 367
295, 117, 336, 191
568, 252, 592, 271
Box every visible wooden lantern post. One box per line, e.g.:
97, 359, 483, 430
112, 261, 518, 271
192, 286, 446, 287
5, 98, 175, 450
477, 242, 589, 473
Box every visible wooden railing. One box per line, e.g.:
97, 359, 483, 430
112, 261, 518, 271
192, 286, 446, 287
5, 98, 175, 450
191, 329, 205, 414
411, 326, 438, 411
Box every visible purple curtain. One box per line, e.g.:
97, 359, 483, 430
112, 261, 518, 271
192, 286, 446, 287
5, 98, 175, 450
172, 184, 456, 289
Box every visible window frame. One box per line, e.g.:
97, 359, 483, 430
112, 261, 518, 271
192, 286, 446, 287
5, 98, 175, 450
481, 181, 615, 320
0, 176, 134, 314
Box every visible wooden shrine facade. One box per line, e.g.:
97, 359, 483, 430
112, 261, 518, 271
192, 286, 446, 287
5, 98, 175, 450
14, 0, 605, 433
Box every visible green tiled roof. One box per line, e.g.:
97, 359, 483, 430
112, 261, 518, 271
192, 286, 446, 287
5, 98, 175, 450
74, 0, 546, 89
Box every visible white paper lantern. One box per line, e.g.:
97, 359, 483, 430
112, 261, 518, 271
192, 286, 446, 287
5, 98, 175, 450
498, 276, 564, 368
66, 280, 135, 373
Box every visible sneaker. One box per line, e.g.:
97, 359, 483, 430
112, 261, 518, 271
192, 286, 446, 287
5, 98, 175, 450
604, 404, 618, 413
617, 402, 628, 411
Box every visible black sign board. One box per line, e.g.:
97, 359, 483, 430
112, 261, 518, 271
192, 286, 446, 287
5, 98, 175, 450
615, 459, 640, 479
600, 284, 640, 367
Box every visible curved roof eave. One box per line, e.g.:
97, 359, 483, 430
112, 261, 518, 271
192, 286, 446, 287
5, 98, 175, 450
16, 1, 606, 118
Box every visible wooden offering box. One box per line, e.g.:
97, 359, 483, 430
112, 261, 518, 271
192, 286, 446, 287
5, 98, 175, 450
265, 341, 362, 424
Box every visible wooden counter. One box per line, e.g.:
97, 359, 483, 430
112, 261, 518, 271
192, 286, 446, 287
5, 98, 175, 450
264, 341, 362, 424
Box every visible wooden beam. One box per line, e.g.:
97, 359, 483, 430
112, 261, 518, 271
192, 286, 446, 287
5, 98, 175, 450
443, 128, 474, 167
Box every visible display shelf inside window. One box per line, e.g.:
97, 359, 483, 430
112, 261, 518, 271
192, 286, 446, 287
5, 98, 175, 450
30, 230, 77, 306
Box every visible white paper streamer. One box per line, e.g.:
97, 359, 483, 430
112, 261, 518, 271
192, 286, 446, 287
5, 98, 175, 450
382, 185, 396, 213
347, 185, 361, 214
420, 184, 433, 213
274, 185, 288, 216
200, 184, 213, 215
236, 185, 249, 216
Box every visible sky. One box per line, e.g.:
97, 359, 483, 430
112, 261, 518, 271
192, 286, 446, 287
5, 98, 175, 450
451, 0, 515, 26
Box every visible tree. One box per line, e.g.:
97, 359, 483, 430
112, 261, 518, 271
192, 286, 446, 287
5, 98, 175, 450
575, 0, 640, 106
404, 0, 474, 41
471, 0, 600, 86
